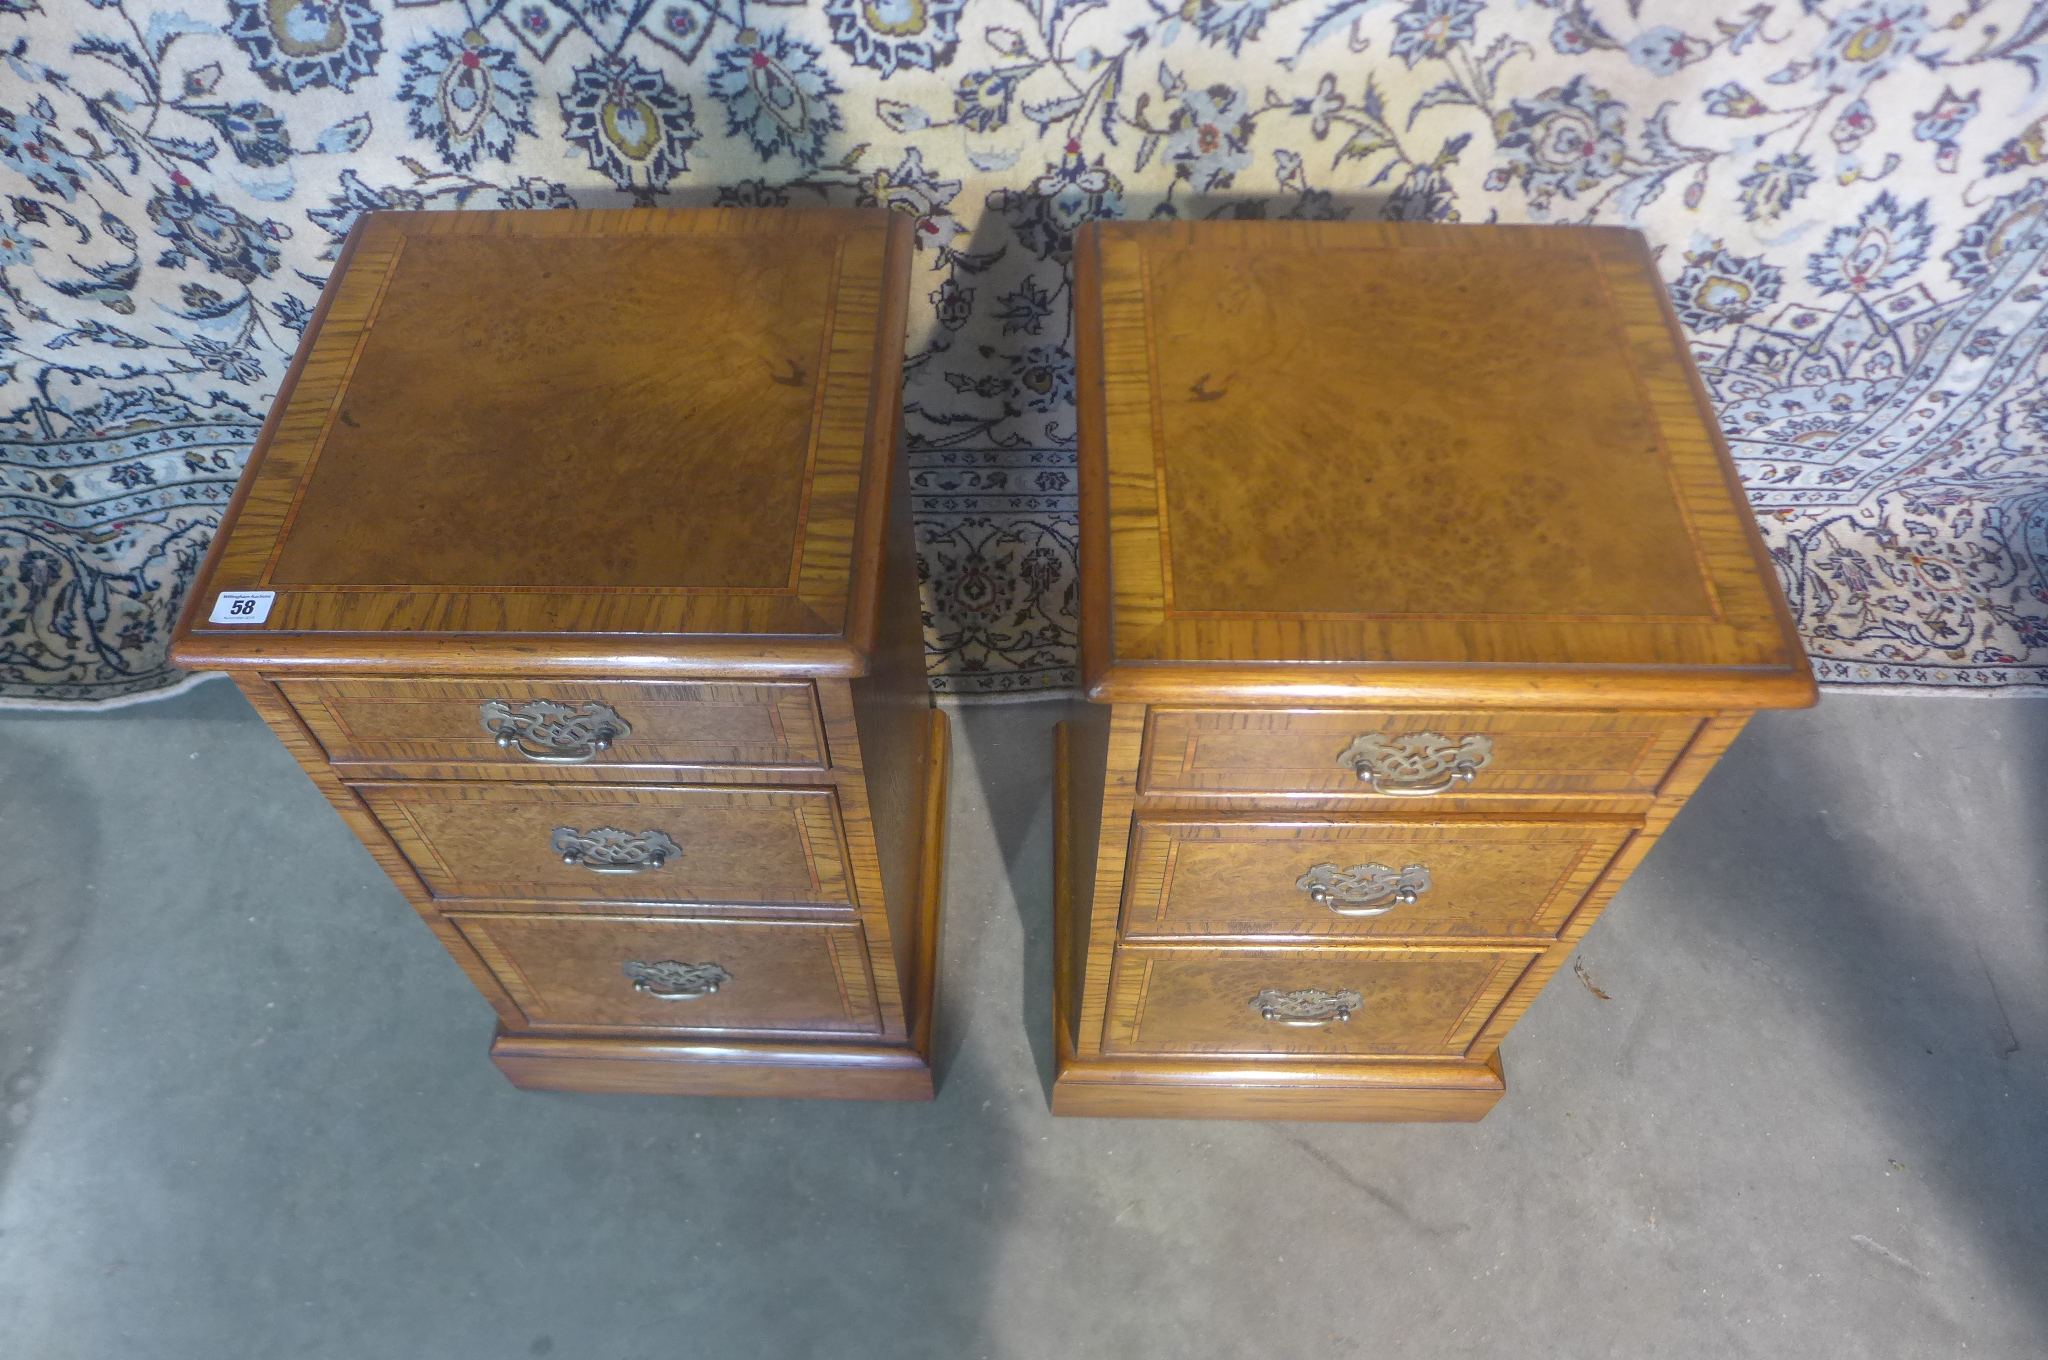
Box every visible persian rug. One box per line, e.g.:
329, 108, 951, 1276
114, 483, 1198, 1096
5, 0, 2048, 704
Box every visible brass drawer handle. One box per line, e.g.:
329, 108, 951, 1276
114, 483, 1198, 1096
552, 826, 680, 873
623, 959, 731, 1000
1338, 731, 1493, 796
1297, 862, 1431, 917
1253, 988, 1362, 1027
479, 699, 631, 763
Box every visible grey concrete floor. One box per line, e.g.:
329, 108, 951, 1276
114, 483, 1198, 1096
0, 682, 2042, 1358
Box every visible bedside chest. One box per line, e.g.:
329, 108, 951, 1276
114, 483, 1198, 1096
172, 208, 947, 1100
1053, 220, 1816, 1121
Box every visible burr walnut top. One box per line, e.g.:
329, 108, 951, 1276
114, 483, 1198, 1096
1073, 219, 1813, 709
174, 207, 911, 676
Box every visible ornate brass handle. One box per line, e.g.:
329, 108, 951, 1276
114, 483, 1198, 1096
1338, 731, 1493, 796
552, 826, 681, 873
1297, 862, 1431, 917
1252, 988, 1362, 1027
479, 699, 631, 763
623, 959, 730, 1000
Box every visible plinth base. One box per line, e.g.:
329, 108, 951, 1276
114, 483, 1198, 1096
1050, 1044, 1505, 1121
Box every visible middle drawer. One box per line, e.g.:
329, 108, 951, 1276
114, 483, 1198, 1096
1121, 817, 1637, 940
356, 781, 852, 906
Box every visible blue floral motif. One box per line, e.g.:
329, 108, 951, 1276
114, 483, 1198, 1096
824, 0, 965, 78
180, 335, 266, 384
1985, 121, 2048, 178
708, 29, 845, 167
1164, 83, 1255, 192
1737, 152, 1817, 223
307, 168, 424, 258
713, 179, 793, 208
398, 30, 538, 172
1007, 344, 1075, 412
146, 178, 281, 283
1627, 26, 1709, 77
991, 145, 1125, 263
496, 177, 577, 211
1384, 132, 1468, 221
1809, 0, 1930, 94
1911, 86, 1977, 174
1491, 77, 1628, 208
1389, 0, 1482, 68
1704, 82, 1767, 119
994, 275, 1054, 334
1831, 98, 1876, 153
930, 276, 973, 330
0, 217, 36, 267
181, 102, 295, 168
1804, 191, 1932, 295
859, 148, 965, 249
559, 54, 698, 190
951, 68, 1021, 134
270, 292, 314, 333
225, 0, 385, 94
0, 100, 88, 201
1670, 242, 1783, 331
1945, 179, 2048, 287
1162, 0, 1291, 57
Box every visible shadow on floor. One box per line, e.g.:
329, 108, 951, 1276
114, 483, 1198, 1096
1642, 699, 2048, 1331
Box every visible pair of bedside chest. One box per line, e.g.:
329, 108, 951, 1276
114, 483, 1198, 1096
174, 210, 945, 1100
1050, 221, 1816, 1120
172, 209, 1814, 1120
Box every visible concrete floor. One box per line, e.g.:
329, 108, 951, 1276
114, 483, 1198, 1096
0, 682, 2041, 1358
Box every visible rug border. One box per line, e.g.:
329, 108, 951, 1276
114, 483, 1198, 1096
0, 670, 228, 714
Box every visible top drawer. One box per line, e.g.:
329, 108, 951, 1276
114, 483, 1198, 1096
279, 679, 827, 771
1140, 710, 1703, 800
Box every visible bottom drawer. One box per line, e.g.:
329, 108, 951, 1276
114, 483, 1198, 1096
1102, 945, 1537, 1057
450, 913, 881, 1035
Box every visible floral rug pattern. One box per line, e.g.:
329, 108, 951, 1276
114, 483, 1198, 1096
5, 0, 2048, 702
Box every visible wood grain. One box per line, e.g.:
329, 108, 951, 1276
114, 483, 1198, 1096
1101, 944, 1538, 1057
1121, 817, 1637, 941
843, 382, 937, 1042
1074, 219, 1817, 708
1140, 708, 1702, 799
452, 913, 880, 1034
1051, 776, 1509, 1119
1049, 1051, 1505, 1121
1073, 704, 1147, 1056
490, 1031, 935, 1100
265, 234, 835, 590
354, 781, 853, 906
282, 677, 827, 770
173, 208, 913, 669
1150, 245, 1717, 620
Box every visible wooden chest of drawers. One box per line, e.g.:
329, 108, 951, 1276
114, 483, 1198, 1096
1053, 220, 1816, 1121
171, 208, 947, 1100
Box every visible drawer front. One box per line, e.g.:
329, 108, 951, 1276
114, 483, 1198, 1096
450, 914, 880, 1034
280, 678, 827, 770
1103, 946, 1537, 1057
357, 782, 851, 906
1122, 818, 1636, 941
1141, 709, 1702, 799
